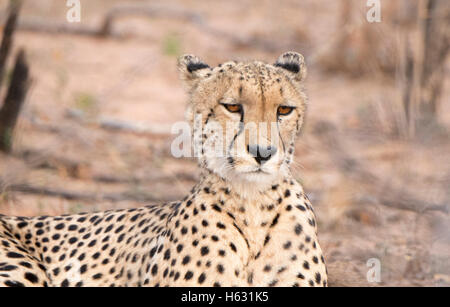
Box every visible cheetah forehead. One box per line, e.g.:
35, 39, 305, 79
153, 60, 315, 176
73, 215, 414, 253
178, 52, 308, 102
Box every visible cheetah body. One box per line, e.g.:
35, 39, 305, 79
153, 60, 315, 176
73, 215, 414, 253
0, 52, 327, 287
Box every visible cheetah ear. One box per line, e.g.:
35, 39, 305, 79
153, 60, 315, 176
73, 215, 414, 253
274, 51, 307, 82
177, 54, 211, 89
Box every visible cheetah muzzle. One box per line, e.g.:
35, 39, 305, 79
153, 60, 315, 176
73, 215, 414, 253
0, 52, 327, 287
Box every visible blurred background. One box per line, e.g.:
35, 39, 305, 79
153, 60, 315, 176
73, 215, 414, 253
0, 0, 448, 286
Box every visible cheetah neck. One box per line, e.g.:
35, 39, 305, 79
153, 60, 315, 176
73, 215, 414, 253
198, 169, 295, 201
191, 172, 306, 259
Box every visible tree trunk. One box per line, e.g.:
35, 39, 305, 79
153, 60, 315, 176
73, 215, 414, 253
0, 0, 22, 89
0, 49, 30, 153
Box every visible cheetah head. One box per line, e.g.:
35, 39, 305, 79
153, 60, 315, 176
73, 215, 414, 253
177, 52, 308, 190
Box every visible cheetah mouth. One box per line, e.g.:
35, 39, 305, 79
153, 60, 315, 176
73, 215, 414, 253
247, 169, 269, 174
241, 168, 272, 176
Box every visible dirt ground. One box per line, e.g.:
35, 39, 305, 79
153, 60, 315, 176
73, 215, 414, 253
0, 0, 449, 286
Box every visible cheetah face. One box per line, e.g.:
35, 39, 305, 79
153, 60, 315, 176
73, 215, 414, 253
178, 52, 308, 187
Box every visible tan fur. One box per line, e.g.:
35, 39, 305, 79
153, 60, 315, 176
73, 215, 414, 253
0, 52, 327, 287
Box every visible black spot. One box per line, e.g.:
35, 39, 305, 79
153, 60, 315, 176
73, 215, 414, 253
176, 244, 184, 253
200, 246, 209, 256
270, 214, 280, 227
182, 255, 190, 265
130, 214, 140, 222
19, 262, 32, 269
5, 280, 25, 287
315, 272, 322, 284
230, 243, 237, 253
198, 273, 206, 284
247, 272, 254, 284
295, 224, 303, 235
61, 279, 69, 287
17, 222, 28, 228
212, 204, 221, 212
53, 268, 60, 276
69, 237, 78, 244
268, 279, 278, 287
217, 264, 225, 274
184, 271, 194, 280
284, 189, 291, 198
151, 264, 158, 276
68, 225, 78, 231
6, 252, 24, 259
164, 249, 171, 260
0, 265, 18, 271
191, 226, 198, 234
93, 273, 103, 280
216, 222, 226, 229
296, 205, 306, 211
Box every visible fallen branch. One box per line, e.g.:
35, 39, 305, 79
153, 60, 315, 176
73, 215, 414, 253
65, 108, 173, 136
313, 120, 449, 214
14, 149, 198, 183
93, 172, 197, 184
0, 180, 181, 204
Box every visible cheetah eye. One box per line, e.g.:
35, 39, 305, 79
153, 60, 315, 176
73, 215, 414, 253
222, 103, 242, 113
277, 105, 295, 116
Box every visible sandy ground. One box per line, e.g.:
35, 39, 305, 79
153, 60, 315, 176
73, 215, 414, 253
0, 0, 449, 286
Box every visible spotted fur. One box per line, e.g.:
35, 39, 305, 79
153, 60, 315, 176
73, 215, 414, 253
0, 52, 327, 287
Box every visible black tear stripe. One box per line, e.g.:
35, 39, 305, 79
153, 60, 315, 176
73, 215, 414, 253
227, 108, 245, 154
187, 62, 210, 73
274, 62, 300, 73
276, 120, 286, 155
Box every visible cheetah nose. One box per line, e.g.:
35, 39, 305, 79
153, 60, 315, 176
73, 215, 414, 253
247, 144, 277, 165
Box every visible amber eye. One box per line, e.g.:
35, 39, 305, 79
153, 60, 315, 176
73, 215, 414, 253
223, 104, 242, 113
277, 105, 295, 116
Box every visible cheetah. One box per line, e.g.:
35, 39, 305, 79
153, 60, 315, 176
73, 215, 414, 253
0, 52, 327, 287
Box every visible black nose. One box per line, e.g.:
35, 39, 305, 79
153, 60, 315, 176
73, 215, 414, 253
247, 145, 277, 165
